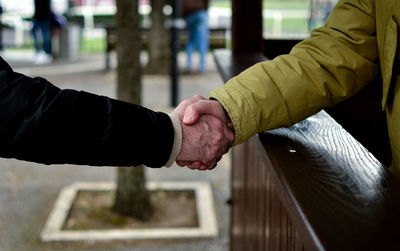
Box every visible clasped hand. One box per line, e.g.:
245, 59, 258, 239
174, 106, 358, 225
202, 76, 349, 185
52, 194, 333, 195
172, 95, 235, 170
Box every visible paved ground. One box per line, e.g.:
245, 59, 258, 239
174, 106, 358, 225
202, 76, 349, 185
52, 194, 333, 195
0, 50, 231, 251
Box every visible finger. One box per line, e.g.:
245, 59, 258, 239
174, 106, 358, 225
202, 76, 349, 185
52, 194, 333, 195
183, 95, 207, 109
200, 158, 217, 170
226, 120, 234, 130
187, 161, 202, 169
190, 161, 203, 169
199, 165, 208, 171
182, 105, 201, 125
176, 160, 186, 167
172, 95, 207, 118
184, 161, 196, 168
223, 123, 235, 148
183, 100, 226, 125
222, 145, 229, 155
190, 94, 207, 102
208, 162, 218, 170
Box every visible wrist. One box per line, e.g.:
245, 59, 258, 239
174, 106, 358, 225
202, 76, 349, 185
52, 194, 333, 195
165, 113, 182, 167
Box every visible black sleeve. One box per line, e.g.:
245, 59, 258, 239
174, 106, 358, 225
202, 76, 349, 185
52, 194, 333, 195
0, 57, 174, 168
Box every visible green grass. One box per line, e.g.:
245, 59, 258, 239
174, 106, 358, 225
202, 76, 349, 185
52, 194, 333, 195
263, 18, 309, 36
211, 0, 311, 37
210, 2, 231, 8
81, 37, 106, 54
212, 0, 310, 10
5, 36, 106, 54
263, 0, 310, 10
5, 45, 34, 51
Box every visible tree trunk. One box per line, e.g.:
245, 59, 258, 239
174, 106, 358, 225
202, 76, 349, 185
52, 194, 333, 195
113, 166, 153, 220
112, 0, 153, 220
146, 0, 171, 74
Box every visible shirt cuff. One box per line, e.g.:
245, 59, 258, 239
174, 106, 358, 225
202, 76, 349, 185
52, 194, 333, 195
165, 113, 182, 167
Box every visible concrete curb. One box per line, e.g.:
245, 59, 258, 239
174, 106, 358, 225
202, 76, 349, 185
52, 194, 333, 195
41, 181, 218, 242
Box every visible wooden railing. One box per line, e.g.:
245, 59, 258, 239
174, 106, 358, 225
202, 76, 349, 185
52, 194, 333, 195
214, 49, 400, 251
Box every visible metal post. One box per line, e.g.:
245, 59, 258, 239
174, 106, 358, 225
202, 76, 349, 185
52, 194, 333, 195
170, 0, 181, 107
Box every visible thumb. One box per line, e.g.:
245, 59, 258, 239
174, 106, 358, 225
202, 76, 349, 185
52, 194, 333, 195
182, 104, 201, 125
183, 100, 226, 125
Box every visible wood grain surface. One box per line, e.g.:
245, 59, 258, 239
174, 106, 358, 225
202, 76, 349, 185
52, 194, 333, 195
258, 111, 400, 250
231, 137, 306, 251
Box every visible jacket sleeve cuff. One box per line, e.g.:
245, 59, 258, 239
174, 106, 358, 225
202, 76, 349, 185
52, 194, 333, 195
165, 113, 182, 167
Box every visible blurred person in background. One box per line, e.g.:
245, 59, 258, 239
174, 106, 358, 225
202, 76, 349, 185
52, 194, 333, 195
32, 0, 53, 64
182, 0, 209, 74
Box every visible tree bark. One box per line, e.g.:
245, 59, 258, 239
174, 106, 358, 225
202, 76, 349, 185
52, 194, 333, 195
112, 0, 153, 220
146, 0, 171, 74
113, 166, 153, 219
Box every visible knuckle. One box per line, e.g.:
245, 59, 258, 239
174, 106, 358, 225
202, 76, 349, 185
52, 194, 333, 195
187, 105, 196, 113
181, 100, 189, 107
215, 132, 223, 142
193, 94, 202, 100
215, 119, 224, 129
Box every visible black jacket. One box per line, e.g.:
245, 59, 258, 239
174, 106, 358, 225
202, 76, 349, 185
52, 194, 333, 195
0, 57, 174, 167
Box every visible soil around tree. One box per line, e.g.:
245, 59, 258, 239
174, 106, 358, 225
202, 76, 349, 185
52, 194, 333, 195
62, 190, 198, 230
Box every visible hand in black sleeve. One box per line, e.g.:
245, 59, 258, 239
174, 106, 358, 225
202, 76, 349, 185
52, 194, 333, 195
0, 57, 174, 167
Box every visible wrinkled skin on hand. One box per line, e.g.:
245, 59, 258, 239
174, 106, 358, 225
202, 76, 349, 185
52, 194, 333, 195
172, 95, 235, 170
176, 114, 234, 169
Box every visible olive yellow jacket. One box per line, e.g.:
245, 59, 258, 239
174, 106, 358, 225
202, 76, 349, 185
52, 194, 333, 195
210, 0, 400, 172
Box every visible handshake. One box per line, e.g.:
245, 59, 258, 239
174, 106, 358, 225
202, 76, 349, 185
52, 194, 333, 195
171, 95, 235, 170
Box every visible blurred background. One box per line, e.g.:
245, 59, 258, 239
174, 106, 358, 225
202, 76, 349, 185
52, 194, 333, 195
0, 0, 337, 57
